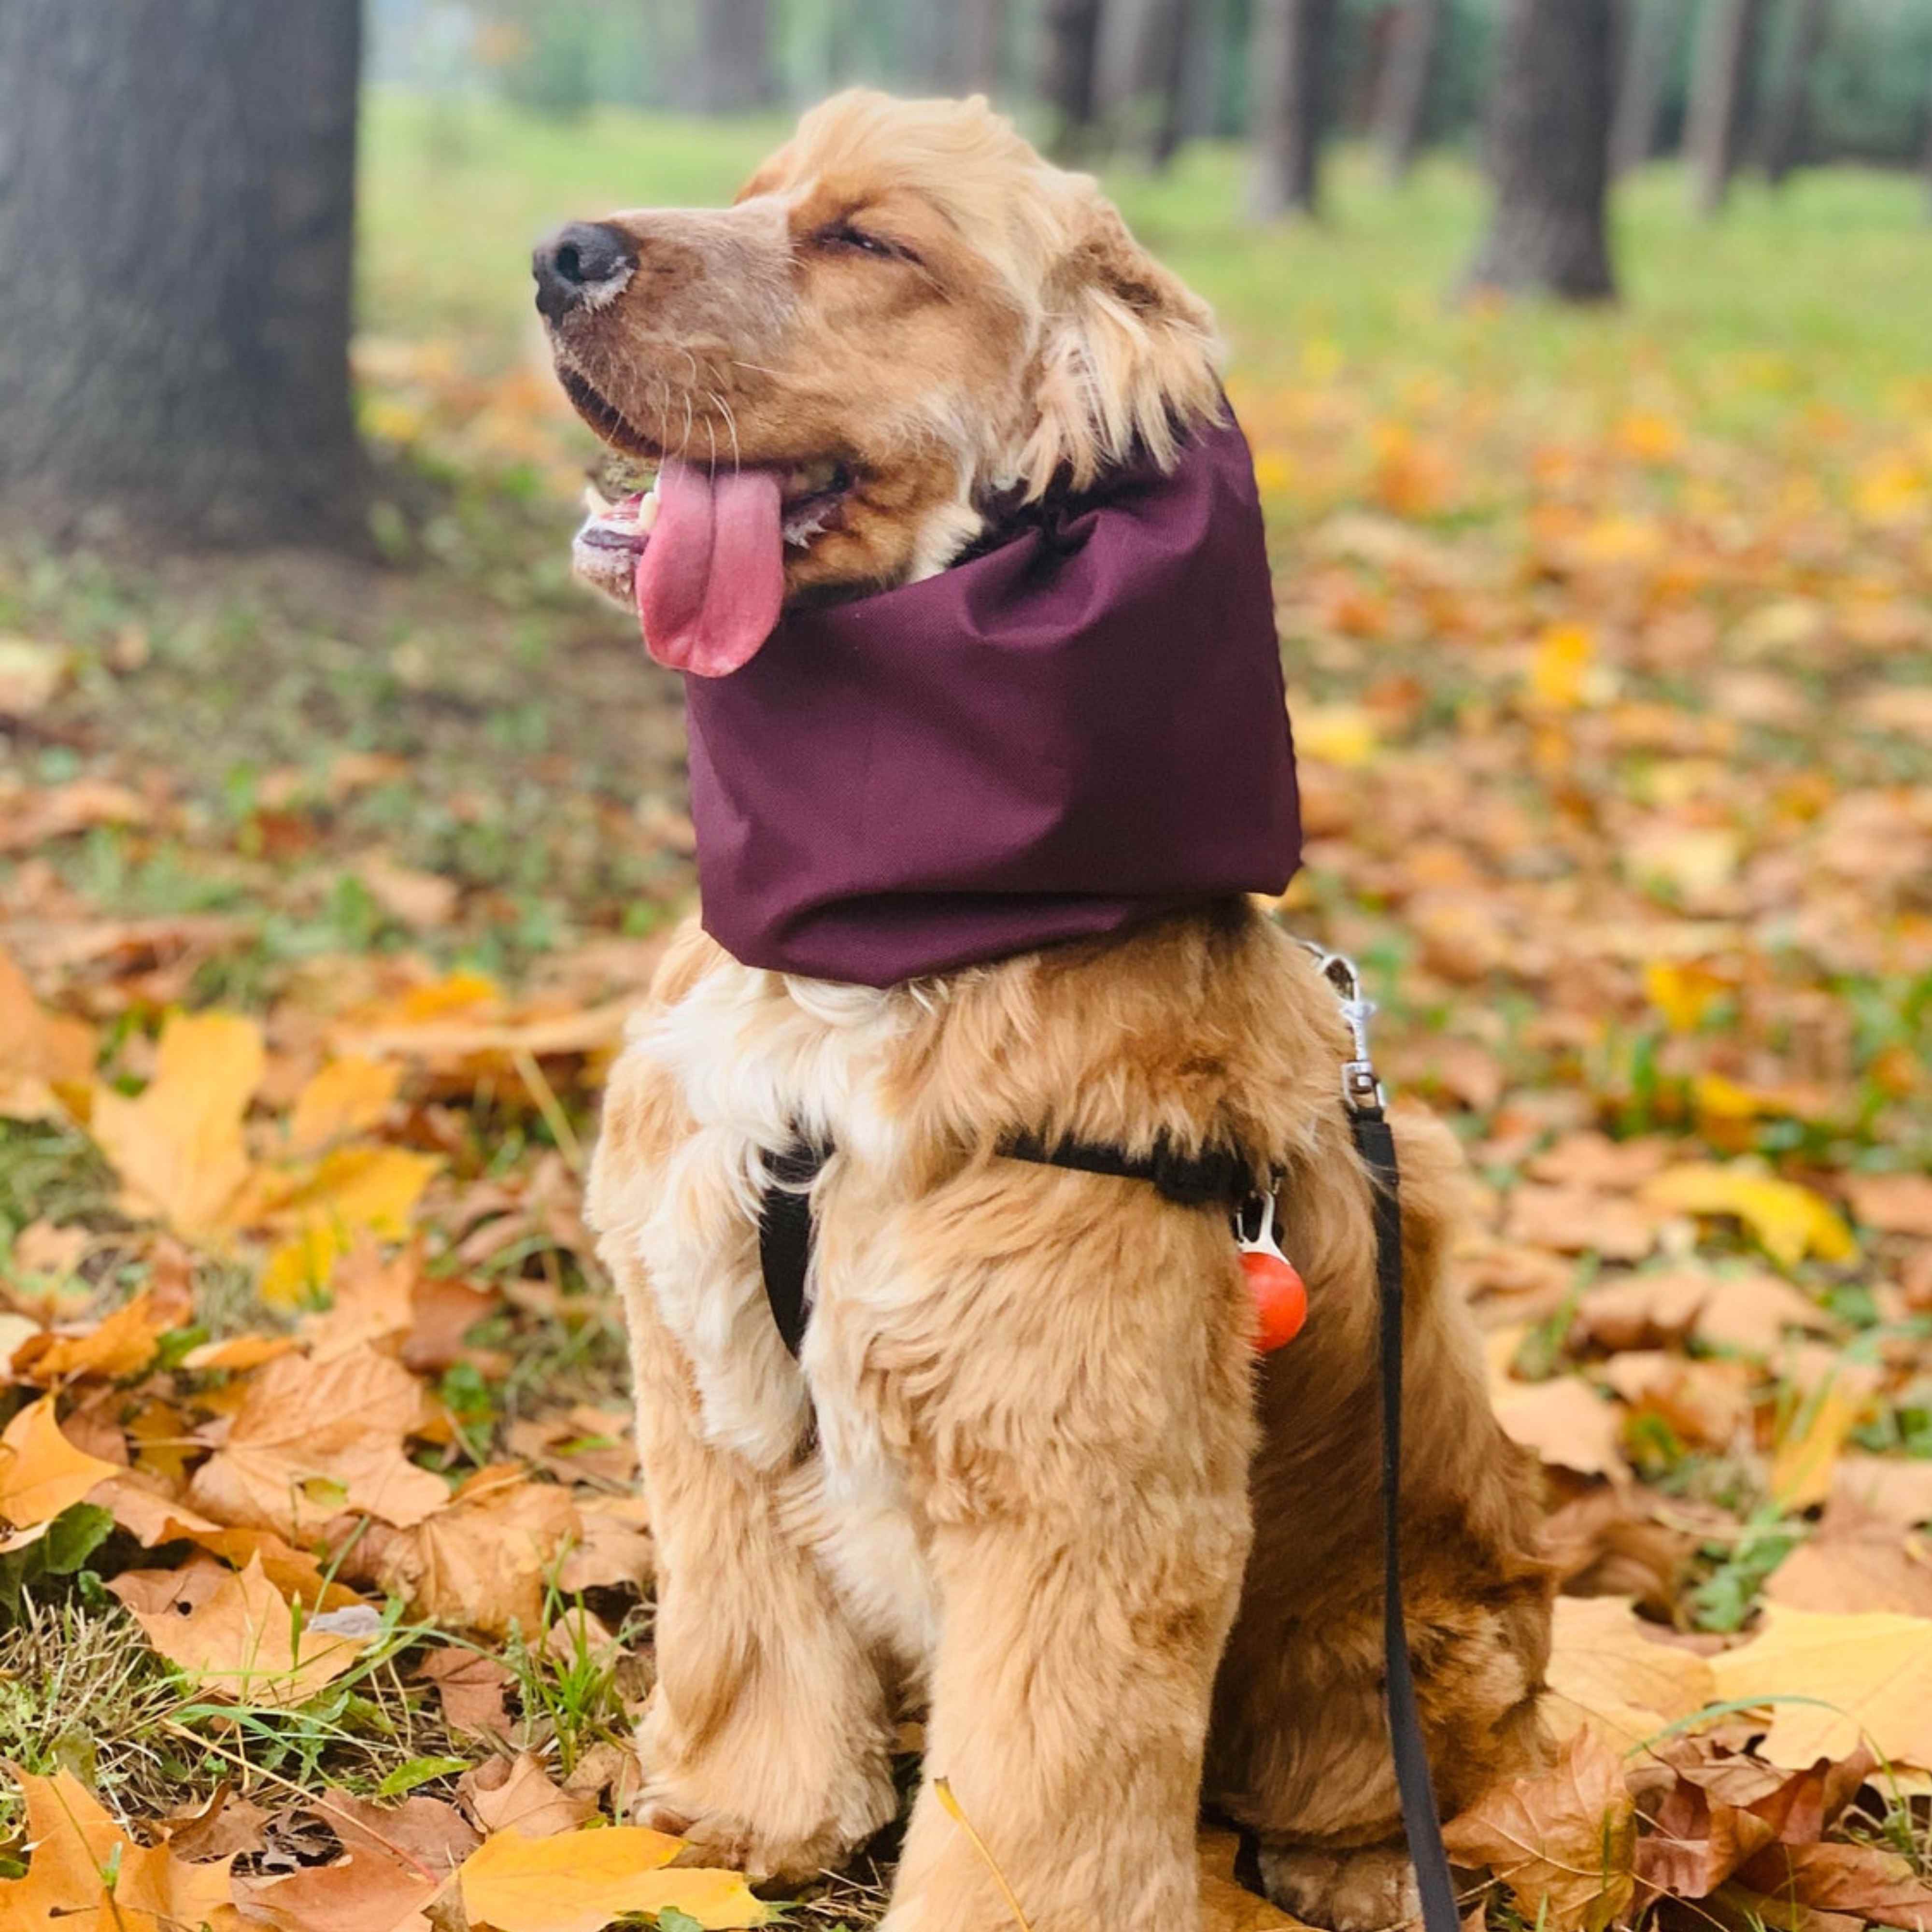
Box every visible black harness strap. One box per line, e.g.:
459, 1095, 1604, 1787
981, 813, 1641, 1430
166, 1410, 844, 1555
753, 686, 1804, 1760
757, 1142, 830, 1361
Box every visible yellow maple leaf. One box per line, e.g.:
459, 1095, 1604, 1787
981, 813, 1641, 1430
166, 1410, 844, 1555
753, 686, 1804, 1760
1293, 704, 1378, 768
1710, 1605, 1932, 1770
458, 1824, 771, 1932
0, 1394, 118, 1532
287, 1054, 402, 1156
1642, 960, 1728, 1032
1642, 1163, 1857, 1269
255, 1144, 440, 1308
1527, 623, 1600, 710
1769, 1378, 1870, 1513
89, 1010, 264, 1242
1544, 1596, 1717, 1754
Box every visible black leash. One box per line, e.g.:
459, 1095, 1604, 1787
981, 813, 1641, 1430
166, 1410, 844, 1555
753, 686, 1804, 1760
752, 949, 1458, 1932
1322, 951, 1460, 1932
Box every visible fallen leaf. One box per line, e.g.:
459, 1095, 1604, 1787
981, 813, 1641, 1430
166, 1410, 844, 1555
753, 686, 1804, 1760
1544, 1595, 1718, 1753
1570, 1272, 1709, 1352
1505, 1184, 1658, 1261
0, 634, 71, 714
11, 1285, 188, 1386
1692, 1272, 1835, 1356
1829, 1456, 1932, 1529
1768, 1378, 1870, 1513
459, 1753, 594, 1839
1443, 1728, 1636, 1932
457, 1824, 771, 1932
1765, 1495, 1932, 1618
90, 1009, 264, 1241
188, 1344, 450, 1539
111, 1553, 370, 1705
0, 1393, 117, 1531
355, 855, 460, 930
1843, 1172, 1932, 1238
1642, 1165, 1856, 1270
1197, 1828, 1309, 1930
288, 1054, 403, 1156
0, 944, 94, 1120
357, 1466, 577, 1635
1735, 1841, 1932, 1928
413, 1647, 515, 1739
0, 1766, 237, 1928
1493, 1376, 1629, 1479
1709, 1604, 1932, 1769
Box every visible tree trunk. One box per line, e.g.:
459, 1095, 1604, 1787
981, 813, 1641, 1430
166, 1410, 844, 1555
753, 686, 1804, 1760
696, 0, 773, 113
1375, 0, 1443, 183
1760, 0, 1831, 185
1465, 0, 1618, 302
1041, 0, 1107, 156
1249, 0, 1340, 221
1146, 0, 1197, 166
0, 0, 363, 551
1687, 0, 1767, 215
1611, 0, 1675, 174
950, 0, 1009, 92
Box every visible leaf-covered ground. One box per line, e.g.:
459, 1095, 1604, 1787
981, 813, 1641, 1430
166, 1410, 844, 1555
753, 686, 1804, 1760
0, 107, 1929, 1932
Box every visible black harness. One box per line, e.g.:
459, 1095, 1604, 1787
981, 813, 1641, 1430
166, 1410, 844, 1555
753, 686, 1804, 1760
753, 953, 1458, 1932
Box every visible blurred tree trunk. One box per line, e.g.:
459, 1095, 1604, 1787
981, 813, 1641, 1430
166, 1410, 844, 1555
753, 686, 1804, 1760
1759, 0, 1831, 184
1249, 0, 1340, 220
950, 0, 1009, 92
1687, 0, 1767, 215
1375, 0, 1442, 183
0, 0, 363, 550
1041, 0, 1107, 155
697, 0, 773, 112
1611, 0, 1674, 174
1465, 0, 1618, 301
1145, 0, 1196, 166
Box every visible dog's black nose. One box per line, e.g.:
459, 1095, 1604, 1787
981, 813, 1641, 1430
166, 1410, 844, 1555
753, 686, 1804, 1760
532, 222, 637, 323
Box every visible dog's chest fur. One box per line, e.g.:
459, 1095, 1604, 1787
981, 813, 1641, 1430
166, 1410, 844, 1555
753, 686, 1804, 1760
619, 958, 941, 1669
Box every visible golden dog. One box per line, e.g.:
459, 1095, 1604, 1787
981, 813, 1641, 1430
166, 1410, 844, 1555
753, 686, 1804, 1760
539, 91, 1551, 1932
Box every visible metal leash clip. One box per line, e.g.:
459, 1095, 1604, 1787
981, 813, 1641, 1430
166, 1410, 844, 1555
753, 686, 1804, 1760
1300, 944, 1386, 1118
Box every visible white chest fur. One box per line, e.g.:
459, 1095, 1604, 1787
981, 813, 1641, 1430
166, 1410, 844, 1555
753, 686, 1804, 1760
621, 960, 940, 1667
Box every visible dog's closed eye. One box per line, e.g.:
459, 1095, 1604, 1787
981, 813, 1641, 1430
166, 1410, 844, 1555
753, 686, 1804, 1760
814, 219, 921, 267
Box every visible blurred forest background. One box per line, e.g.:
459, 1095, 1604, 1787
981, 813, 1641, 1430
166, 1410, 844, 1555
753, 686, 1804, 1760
2, 6, 1932, 1932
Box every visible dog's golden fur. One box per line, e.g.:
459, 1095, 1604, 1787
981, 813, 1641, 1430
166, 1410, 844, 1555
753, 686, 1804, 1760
557, 91, 1552, 1932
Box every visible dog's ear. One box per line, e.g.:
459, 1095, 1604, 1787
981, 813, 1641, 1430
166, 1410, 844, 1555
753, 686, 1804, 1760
1016, 187, 1222, 499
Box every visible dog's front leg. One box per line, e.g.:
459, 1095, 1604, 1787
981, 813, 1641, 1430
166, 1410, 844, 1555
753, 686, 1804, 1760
867, 1172, 1257, 1932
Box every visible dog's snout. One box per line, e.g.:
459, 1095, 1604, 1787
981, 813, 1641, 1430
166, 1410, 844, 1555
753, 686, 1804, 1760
532, 221, 637, 322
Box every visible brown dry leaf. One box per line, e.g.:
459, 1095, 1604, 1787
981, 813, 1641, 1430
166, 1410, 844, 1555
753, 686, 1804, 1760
1601, 1351, 1753, 1450
1830, 1455, 1932, 1528
89, 1009, 264, 1241
1493, 1375, 1629, 1479
1570, 1272, 1710, 1352
456, 1823, 772, 1932
0, 1392, 117, 1532
160, 1783, 272, 1862
0, 943, 94, 1120
254, 1145, 442, 1308
11, 1283, 190, 1386
1633, 1770, 1779, 1904
188, 1344, 450, 1539
1765, 1499, 1932, 1618
110, 1552, 370, 1706
556, 1493, 654, 1594
413, 1647, 515, 1739
9, 1219, 91, 1278
459, 1752, 595, 1838
1505, 1183, 1658, 1261
1734, 1842, 1932, 1928
401, 1271, 500, 1374
1442, 1728, 1636, 1932
231, 1792, 476, 1932
287, 1053, 402, 1156
1843, 1172, 1932, 1239
0, 774, 149, 852
300, 1236, 417, 1360
355, 853, 461, 930
0, 1765, 239, 1929
1709, 1604, 1932, 1769
1693, 1272, 1835, 1357
1544, 1595, 1718, 1753
1528, 1133, 1674, 1193
358, 1464, 579, 1635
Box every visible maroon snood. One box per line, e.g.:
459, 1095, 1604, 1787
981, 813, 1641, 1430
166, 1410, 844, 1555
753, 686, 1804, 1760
680, 409, 1302, 987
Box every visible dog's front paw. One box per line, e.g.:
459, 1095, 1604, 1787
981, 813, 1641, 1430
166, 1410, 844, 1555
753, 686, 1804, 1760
1258, 1844, 1421, 1932
634, 1707, 896, 1883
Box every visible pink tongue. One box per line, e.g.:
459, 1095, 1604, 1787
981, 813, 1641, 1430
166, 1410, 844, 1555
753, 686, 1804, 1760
635, 459, 786, 677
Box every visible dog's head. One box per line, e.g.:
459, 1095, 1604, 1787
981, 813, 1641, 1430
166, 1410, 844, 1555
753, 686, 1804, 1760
534, 89, 1221, 675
